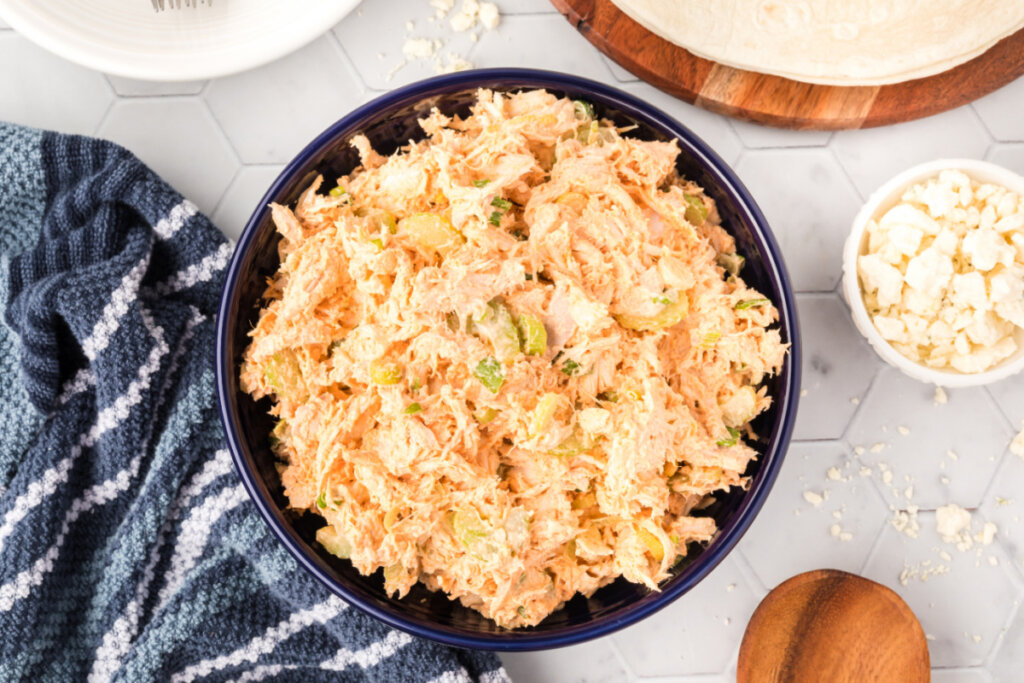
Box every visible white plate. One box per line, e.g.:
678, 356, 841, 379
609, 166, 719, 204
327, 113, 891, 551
0, 0, 361, 81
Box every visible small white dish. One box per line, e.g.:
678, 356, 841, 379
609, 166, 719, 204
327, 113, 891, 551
0, 0, 360, 82
842, 158, 1024, 388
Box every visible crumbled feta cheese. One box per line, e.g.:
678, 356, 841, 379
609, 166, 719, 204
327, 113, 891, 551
870, 442, 887, 454
826, 467, 842, 481
897, 425, 910, 436
403, 37, 441, 59
1012, 424, 1024, 458
933, 386, 948, 405
858, 171, 1024, 374
803, 491, 824, 507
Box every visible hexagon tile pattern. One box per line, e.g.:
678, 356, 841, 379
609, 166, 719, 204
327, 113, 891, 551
736, 148, 862, 292
848, 366, 1012, 511
5, 3, 1024, 681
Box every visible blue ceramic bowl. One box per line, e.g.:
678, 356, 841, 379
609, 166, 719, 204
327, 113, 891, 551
216, 69, 800, 651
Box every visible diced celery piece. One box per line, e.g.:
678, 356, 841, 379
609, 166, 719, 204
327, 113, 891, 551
549, 431, 590, 458
700, 331, 721, 348
316, 492, 327, 509
716, 426, 741, 448
472, 300, 521, 362
473, 179, 491, 188
474, 407, 499, 424
517, 314, 547, 355
369, 359, 403, 385
717, 252, 745, 276
683, 192, 708, 225
329, 186, 350, 200
614, 294, 689, 331
573, 100, 595, 121
735, 298, 769, 310
316, 526, 352, 559
403, 402, 422, 415
399, 212, 464, 257
529, 393, 561, 437
473, 357, 504, 393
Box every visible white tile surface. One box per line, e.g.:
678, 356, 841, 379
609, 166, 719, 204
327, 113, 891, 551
4, 3, 1024, 679
861, 510, 1018, 667
988, 143, 1024, 176
211, 165, 284, 242
206, 36, 364, 164
466, 14, 612, 82
973, 76, 1024, 142
96, 98, 238, 216
106, 76, 205, 97
978, 453, 1024, 574
500, 637, 630, 683
735, 148, 861, 292
0, 33, 113, 136
792, 294, 879, 440
730, 120, 832, 149
848, 367, 1012, 510
932, 669, 993, 683
738, 442, 888, 590
832, 106, 993, 197
612, 556, 758, 677
600, 54, 639, 83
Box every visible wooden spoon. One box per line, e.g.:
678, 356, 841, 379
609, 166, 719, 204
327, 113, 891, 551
737, 569, 930, 683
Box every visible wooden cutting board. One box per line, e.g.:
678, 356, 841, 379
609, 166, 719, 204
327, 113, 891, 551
551, 0, 1024, 130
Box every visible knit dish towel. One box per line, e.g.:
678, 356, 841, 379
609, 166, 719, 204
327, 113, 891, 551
0, 122, 508, 683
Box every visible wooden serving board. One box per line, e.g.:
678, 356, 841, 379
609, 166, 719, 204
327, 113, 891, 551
551, 0, 1024, 130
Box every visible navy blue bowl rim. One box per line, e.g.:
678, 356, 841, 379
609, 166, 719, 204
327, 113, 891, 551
216, 68, 801, 652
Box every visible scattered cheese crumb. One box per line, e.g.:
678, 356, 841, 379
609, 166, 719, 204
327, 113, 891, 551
940, 475, 951, 485
800, 389, 808, 397
726, 583, 736, 593
870, 442, 887, 453
936, 503, 974, 551
897, 425, 910, 436
859, 466, 872, 477
989, 555, 999, 566
1011, 423, 1024, 458
826, 467, 842, 481
829, 524, 841, 537
882, 470, 894, 485
934, 386, 948, 405
854, 446, 866, 456
403, 37, 442, 59
850, 396, 861, 405
904, 486, 914, 500
946, 449, 959, 461
803, 490, 824, 507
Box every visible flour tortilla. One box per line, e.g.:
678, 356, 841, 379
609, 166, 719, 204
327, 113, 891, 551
610, 0, 1024, 85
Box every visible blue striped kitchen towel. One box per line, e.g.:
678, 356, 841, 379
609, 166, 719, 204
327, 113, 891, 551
0, 122, 508, 683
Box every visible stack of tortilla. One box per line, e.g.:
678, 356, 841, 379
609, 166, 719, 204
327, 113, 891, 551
609, 0, 1024, 85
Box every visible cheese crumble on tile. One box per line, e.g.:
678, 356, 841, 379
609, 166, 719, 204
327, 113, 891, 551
857, 170, 1024, 373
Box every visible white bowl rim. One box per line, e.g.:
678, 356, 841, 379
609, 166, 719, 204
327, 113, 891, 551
842, 158, 1024, 388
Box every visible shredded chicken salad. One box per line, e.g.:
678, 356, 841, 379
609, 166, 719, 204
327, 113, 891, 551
240, 89, 787, 628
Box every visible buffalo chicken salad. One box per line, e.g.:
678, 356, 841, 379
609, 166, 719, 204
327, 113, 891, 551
240, 89, 786, 628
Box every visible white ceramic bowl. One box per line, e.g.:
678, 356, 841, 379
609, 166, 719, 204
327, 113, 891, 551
842, 158, 1024, 387
0, 0, 360, 82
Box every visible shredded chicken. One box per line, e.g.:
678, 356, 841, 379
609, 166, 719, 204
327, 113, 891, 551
240, 89, 787, 628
